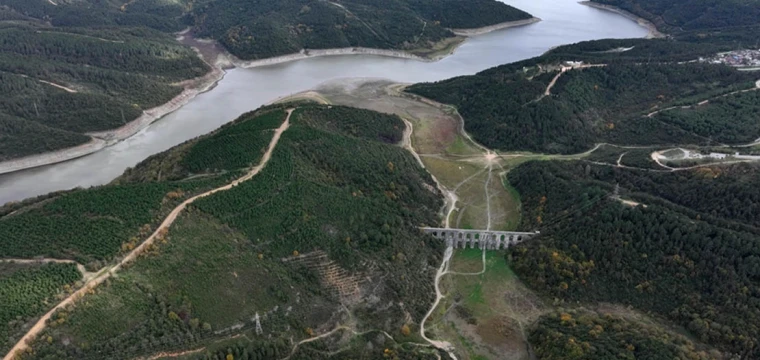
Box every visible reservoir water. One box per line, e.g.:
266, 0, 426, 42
0, 0, 648, 204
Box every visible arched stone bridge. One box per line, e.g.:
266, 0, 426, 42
421, 227, 540, 250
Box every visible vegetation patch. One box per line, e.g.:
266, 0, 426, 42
19, 104, 446, 359
0, 179, 229, 265
0, 1, 210, 160
409, 63, 756, 154
530, 309, 720, 359
508, 160, 760, 356
188, 0, 531, 60
0, 262, 81, 354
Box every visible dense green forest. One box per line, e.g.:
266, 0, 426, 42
408, 62, 756, 153
0, 113, 89, 162
0, 179, 228, 265
592, 0, 760, 32
12, 104, 444, 359
194, 335, 440, 360
115, 104, 293, 183
507, 160, 760, 357
653, 90, 760, 144
187, 0, 531, 60
0, 0, 208, 160
0, 105, 284, 265
530, 309, 718, 359
0, 262, 81, 354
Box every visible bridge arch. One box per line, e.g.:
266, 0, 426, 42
420, 228, 539, 250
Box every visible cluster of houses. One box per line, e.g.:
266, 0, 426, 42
701, 49, 760, 68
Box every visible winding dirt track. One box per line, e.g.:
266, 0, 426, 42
3, 109, 293, 360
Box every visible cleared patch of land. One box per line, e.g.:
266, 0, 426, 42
432, 249, 547, 360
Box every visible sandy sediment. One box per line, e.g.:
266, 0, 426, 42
0, 66, 226, 175
449, 17, 541, 36
579, 1, 665, 38
223, 47, 436, 69
224, 18, 543, 68
0, 138, 108, 175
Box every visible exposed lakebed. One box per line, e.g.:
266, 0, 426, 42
0, 0, 648, 204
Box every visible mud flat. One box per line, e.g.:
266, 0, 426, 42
0, 65, 225, 175
0, 138, 107, 176
226, 47, 438, 69
450, 17, 541, 36
579, 1, 665, 38
198, 18, 544, 69
86, 66, 225, 142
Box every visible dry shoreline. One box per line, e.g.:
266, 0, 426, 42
0, 138, 108, 176
223, 47, 436, 69
0, 65, 225, 176
0, 18, 542, 176
579, 1, 665, 38
450, 17, 541, 36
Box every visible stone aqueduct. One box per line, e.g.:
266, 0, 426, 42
421, 227, 540, 250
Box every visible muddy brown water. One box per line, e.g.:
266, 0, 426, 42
0, 0, 648, 204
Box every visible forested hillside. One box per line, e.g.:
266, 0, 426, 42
0, 106, 289, 268
0, 0, 208, 161
0, 0, 532, 162
592, 0, 760, 32
530, 309, 718, 359
0, 262, 81, 355
507, 160, 760, 357
187, 0, 532, 60
5, 104, 446, 359
408, 62, 757, 154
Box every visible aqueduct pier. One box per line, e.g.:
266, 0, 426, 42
421, 227, 539, 250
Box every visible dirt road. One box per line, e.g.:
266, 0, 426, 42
3, 109, 293, 360
420, 246, 458, 359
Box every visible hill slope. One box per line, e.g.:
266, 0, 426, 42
187, 0, 533, 60
408, 61, 757, 154
0, 0, 209, 161
0, 0, 532, 164
3, 104, 447, 359
508, 160, 760, 357
592, 0, 760, 32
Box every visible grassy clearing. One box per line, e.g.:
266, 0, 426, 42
445, 135, 483, 156
410, 36, 466, 59
454, 174, 490, 230
421, 156, 483, 189
450, 167, 521, 231
426, 250, 545, 360
406, 112, 459, 155
55, 278, 153, 346
448, 249, 483, 273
